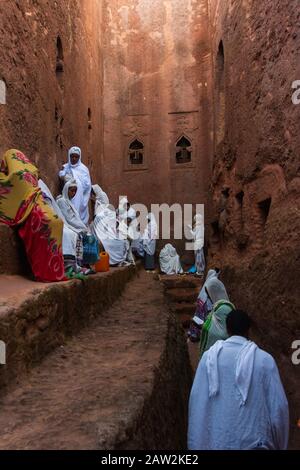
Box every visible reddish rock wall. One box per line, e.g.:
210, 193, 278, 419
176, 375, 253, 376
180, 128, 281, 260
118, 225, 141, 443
0, 0, 104, 194
0, 271, 192, 450
207, 0, 300, 448
102, 0, 213, 215
0, 0, 104, 273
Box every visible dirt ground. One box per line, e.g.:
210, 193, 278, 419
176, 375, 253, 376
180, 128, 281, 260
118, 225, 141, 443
0, 270, 191, 450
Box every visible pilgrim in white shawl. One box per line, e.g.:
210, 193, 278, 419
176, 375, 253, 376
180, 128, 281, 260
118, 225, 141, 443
91, 185, 129, 266
39, 179, 83, 274
159, 243, 183, 275
188, 310, 289, 450
117, 198, 136, 265
59, 146, 92, 224
131, 217, 145, 259
56, 179, 94, 272
57, 179, 89, 233
188, 213, 205, 275
187, 268, 220, 343
142, 212, 158, 270
199, 277, 235, 358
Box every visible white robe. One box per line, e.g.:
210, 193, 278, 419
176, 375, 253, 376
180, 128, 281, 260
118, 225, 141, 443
192, 269, 220, 325
143, 213, 157, 256
56, 180, 88, 234
59, 147, 91, 224
38, 179, 79, 259
188, 336, 289, 450
190, 214, 204, 251
159, 243, 183, 275
92, 184, 109, 211
91, 187, 128, 266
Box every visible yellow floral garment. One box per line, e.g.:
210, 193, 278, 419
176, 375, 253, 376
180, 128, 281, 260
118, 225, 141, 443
0, 149, 65, 282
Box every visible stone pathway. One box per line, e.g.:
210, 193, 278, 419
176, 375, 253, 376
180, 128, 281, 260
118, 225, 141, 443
0, 270, 191, 450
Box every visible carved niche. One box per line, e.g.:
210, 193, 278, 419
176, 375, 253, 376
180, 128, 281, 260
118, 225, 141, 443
122, 115, 149, 171
168, 111, 199, 169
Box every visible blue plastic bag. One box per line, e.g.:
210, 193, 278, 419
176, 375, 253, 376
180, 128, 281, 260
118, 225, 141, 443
188, 264, 197, 274
82, 234, 99, 265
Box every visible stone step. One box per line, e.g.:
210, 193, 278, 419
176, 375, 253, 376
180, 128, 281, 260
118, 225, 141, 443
0, 225, 29, 275
0, 265, 138, 391
0, 271, 192, 450
178, 313, 193, 328
165, 287, 199, 303
159, 274, 203, 290
171, 302, 196, 316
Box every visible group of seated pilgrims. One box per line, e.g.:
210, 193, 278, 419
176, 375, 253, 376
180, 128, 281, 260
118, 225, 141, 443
0, 149, 290, 450
0, 147, 157, 282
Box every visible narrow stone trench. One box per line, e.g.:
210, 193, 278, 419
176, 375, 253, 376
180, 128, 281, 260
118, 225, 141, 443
0, 0, 299, 453
159, 274, 203, 372
0, 270, 192, 450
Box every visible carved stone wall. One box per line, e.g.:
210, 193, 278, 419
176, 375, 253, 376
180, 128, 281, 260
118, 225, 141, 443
102, 0, 213, 212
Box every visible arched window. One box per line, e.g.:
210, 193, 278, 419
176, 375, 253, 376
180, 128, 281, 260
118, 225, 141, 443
56, 36, 64, 74
129, 139, 144, 164
176, 136, 192, 163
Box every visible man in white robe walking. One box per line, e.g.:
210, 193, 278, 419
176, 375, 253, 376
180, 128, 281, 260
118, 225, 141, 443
188, 309, 289, 450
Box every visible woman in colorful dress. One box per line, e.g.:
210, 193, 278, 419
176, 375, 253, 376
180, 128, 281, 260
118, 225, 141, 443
187, 268, 220, 343
0, 149, 65, 282
199, 277, 235, 358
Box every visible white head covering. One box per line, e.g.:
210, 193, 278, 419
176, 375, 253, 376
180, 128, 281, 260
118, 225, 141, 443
192, 269, 220, 325
62, 178, 77, 201
162, 243, 176, 256
159, 243, 183, 275
91, 199, 128, 265
59, 146, 91, 224
118, 197, 129, 221
205, 277, 229, 305
128, 207, 136, 221
192, 213, 204, 251
144, 212, 157, 239
68, 146, 82, 167
206, 339, 258, 406
92, 184, 109, 205
56, 179, 88, 233
142, 212, 158, 256
92, 184, 109, 215
39, 179, 67, 224
194, 213, 204, 224
198, 269, 220, 302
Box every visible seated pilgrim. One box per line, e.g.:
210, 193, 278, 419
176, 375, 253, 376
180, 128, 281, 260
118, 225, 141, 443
159, 243, 183, 275
91, 185, 130, 267
56, 179, 98, 274
39, 179, 84, 276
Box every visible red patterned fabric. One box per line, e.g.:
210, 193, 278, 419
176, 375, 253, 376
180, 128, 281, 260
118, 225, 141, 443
18, 204, 65, 282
